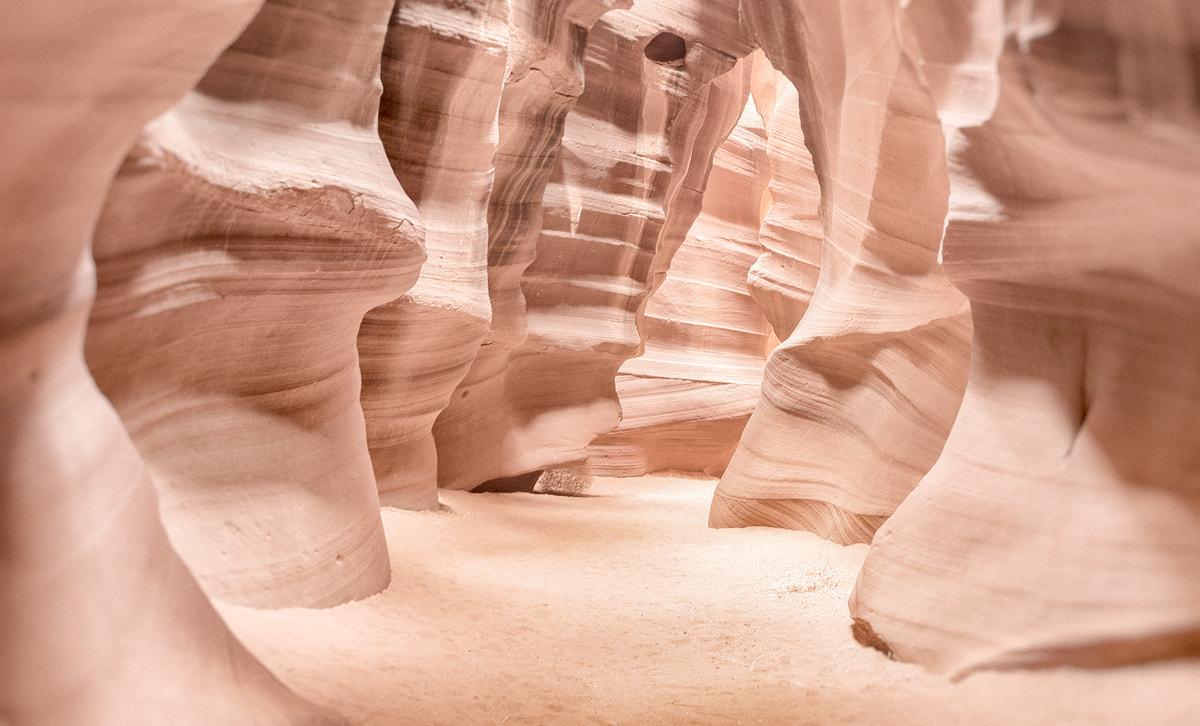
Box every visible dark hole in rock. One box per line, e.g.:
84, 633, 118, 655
472, 469, 544, 493
644, 32, 687, 64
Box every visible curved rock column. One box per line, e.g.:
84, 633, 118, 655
744, 63, 823, 345
84, 0, 425, 608
436, 0, 756, 490
359, 0, 509, 510
1, 0, 342, 722
851, 0, 1200, 676
428, 0, 630, 492
432, 0, 633, 489
711, 0, 972, 545
587, 87, 773, 477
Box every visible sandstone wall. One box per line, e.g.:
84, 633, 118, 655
85, 0, 424, 609
1, 0, 345, 721
587, 83, 773, 478
5, 1, 1199, 719
710, 0, 973, 545
434, 0, 756, 490
358, 0, 509, 510
850, 0, 1200, 675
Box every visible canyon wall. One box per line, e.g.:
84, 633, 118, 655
586, 88, 773, 478
434, 0, 757, 491
4, 0, 1199, 720
1, 0, 346, 721
85, 0, 423, 609
709, 0, 973, 546
358, 0, 509, 511
849, 0, 1200, 676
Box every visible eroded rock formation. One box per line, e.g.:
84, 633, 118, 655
434, 0, 756, 490
5, 0, 1200, 719
358, 0, 508, 510
587, 87, 773, 477
1, 0, 344, 721
710, 0, 973, 545
84, 0, 424, 608
411, 0, 630, 497
850, 0, 1200, 676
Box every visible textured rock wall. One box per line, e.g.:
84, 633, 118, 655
710, 0, 973, 545
744, 63, 821, 345
850, 0, 1200, 676
7, 0, 1200, 717
587, 83, 773, 477
421, 0, 631, 495
434, 0, 756, 490
85, 0, 424, 609
358, 0, 509, 510
1, 0, 343, 721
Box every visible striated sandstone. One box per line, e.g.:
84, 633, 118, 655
359, 0, 509, 510
0, 0, 343, 722
710, 0, 973, 545
744, 64, 822, 344
436, 0, 756, 490
850, 0, 1200, 675
587, 87, 773, 477
5, 0, 1200, 716
84, 0, 425, 608
427, 0, 632, 493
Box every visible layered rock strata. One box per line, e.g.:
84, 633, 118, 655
424, 0, 629, 495
359, 0, 508, 510
851, 0, 1200, 676
710, 0, 973, 545
84, 0, 425, 608
587, 89, 773, 477
435, 0, 757, 490
1, 0, 342, 721
744, 65, 822, 345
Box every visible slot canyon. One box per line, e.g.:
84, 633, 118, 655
3, 0, 1200, 723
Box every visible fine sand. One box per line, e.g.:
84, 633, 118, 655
220, 473, 1200, 725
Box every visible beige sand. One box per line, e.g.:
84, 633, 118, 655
220, 474, 1200, 725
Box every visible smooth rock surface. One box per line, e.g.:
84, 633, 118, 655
851, 0, 1200, 676
588, 87, 773, 477
436, 0, 756, 490
85, 0, 424, 608
428, 0, 631, 492
1, 0, 344, 722
711, 0, 973, 545
359, 0, 508, 510
5, 0, 1200, 717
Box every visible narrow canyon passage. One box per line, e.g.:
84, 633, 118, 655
219, 475, 1200, 725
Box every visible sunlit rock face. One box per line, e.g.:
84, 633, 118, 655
84, 0, 424, 608
358, 0, 509, 510
710, 0, 973, 545
587, 86, 773, 478
1, 0, 343, 722
423, 0, 630, 494
434, 0, 756, 491
851, 0, 1200, 676
743, 63, 821, 347
8, 3, 1200, 720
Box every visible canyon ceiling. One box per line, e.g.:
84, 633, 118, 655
3, 0, 1199, 722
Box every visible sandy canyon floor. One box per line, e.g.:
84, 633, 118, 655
221, 474, 1200, 725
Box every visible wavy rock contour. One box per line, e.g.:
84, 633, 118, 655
84, 0, 425, 608
850, 0, 1200, 676
710, 0, 973, 545
587, 85, 773, 477
436, 0, 756, 490
359, 0, 509, 510
1, 0, 344, 721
